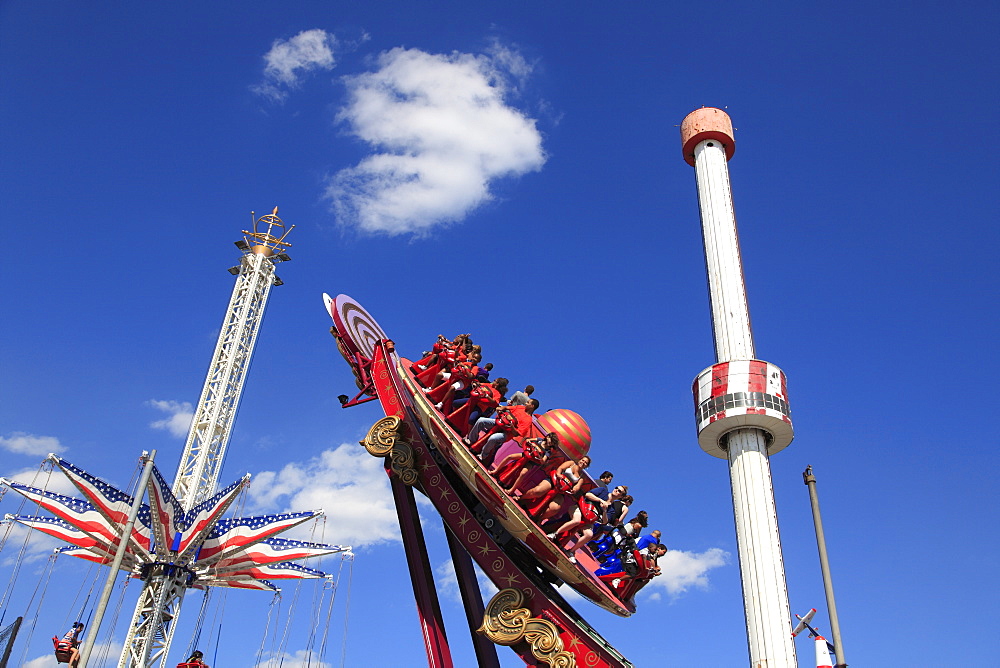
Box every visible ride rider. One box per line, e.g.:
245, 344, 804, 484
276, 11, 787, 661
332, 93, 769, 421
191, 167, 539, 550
53, 622, 84, 667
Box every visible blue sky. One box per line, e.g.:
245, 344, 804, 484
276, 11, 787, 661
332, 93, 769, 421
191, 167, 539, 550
1, 1, 998, 666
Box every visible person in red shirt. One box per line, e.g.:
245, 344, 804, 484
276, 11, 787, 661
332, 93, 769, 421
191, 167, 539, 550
520, 456, 593, 524
467, 377, 507, 421
468, 398, 539, 464
489, 431, 558, 492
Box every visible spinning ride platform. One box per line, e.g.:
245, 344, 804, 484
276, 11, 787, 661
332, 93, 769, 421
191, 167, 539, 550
326, 293, 635, 668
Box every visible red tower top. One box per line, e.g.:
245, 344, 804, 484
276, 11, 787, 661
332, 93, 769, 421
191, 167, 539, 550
680, 107, 736, 166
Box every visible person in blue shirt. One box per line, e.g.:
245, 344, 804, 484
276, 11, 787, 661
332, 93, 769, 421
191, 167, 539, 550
635, 529, 662, 552
591, 471, 614, 502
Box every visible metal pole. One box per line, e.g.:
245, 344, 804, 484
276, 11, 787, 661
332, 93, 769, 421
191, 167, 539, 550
803, 465, 846, 668
442, 523, 500, 668
0, 616, 23, 668
79, 450, 156, 668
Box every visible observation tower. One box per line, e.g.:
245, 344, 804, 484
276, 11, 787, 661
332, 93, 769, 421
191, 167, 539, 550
680, 108, 797, 666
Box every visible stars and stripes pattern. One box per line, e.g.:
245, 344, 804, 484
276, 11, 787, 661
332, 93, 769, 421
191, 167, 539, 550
210, 561, 328, 581
6, 515, 129, 565
175, 475, 248, 559
205, 536, 350, 574
146, 465, 183, 558
196, 511, 322, 563
52, 456, 135, 526
0, 456, 351, 592
2, 481, 124, 547
54, 545, 127, 566
195, 577, 278, 592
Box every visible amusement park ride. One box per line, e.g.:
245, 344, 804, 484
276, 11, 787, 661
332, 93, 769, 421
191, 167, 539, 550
0, 109, 841, 668
326, 293, 642, 667
1, 209, 351, 668
320, 107, 815, 668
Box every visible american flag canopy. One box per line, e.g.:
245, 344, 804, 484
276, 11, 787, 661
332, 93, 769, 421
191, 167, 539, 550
53, 457, 134, 526
205, 536, 350, 574
208, 560, 328, 581
197, 510, 323, 563
1, 457, 351, 593
54, 545, 138, 567
146, 465, 182, 558
175, 474, 249, 558
8, 515, 127, 563
3, 481, 122, 547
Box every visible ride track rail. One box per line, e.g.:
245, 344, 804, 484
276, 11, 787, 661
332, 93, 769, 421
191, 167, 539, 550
326, 294, 633, 668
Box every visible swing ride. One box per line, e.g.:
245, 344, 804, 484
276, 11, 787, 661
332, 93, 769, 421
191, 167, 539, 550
0, 210, 353, 667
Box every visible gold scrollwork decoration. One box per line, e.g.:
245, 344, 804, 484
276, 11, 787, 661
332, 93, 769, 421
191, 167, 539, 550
391, 441, 418, 486
479, 589, 575, 667
360, 416, 419, 485
360, 416, 404, 457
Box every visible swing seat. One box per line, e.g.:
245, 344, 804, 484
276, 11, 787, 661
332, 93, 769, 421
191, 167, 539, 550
53, 637, 75, 663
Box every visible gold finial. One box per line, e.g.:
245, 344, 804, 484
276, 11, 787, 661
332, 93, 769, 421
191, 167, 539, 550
240, 205, 294, 256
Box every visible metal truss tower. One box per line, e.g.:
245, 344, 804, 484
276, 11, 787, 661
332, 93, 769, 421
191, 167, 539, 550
119, 209, 294, 667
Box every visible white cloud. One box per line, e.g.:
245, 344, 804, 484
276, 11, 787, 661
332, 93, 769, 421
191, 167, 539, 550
253, 29, 338, 102
0, 431, 63, 456
327, 46, 546, 236
254, 649, 330, 668
646, 547, 730, 598
434, 558, 498, 605
3, 464, 78, 497
23, 641, 122, 668
247, 444, 398, 548
0, 521, 62, 567
485, 41, 534, 84
148, 399, 193, 438
1, 464, 79, 566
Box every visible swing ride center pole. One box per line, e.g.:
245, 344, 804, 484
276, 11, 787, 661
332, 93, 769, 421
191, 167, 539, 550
681, 107, 797, 667
803, 466, 847, 668
79, 451, 157, 668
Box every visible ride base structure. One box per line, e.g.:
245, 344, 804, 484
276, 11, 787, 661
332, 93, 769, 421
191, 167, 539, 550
326, 293, 649, 668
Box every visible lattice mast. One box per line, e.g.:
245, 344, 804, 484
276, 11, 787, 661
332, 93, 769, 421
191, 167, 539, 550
680, 109, 798, 666
119, 209, 293, 668
173, 208, 293, 509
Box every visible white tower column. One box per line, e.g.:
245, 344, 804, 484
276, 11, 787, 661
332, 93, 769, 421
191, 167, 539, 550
681, 108, 797, 667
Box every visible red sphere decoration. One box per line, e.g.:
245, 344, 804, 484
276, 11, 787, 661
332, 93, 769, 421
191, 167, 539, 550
537, 409, 591, 461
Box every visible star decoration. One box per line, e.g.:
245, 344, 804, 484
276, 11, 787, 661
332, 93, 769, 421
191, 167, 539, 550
1, 455, 352, 593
